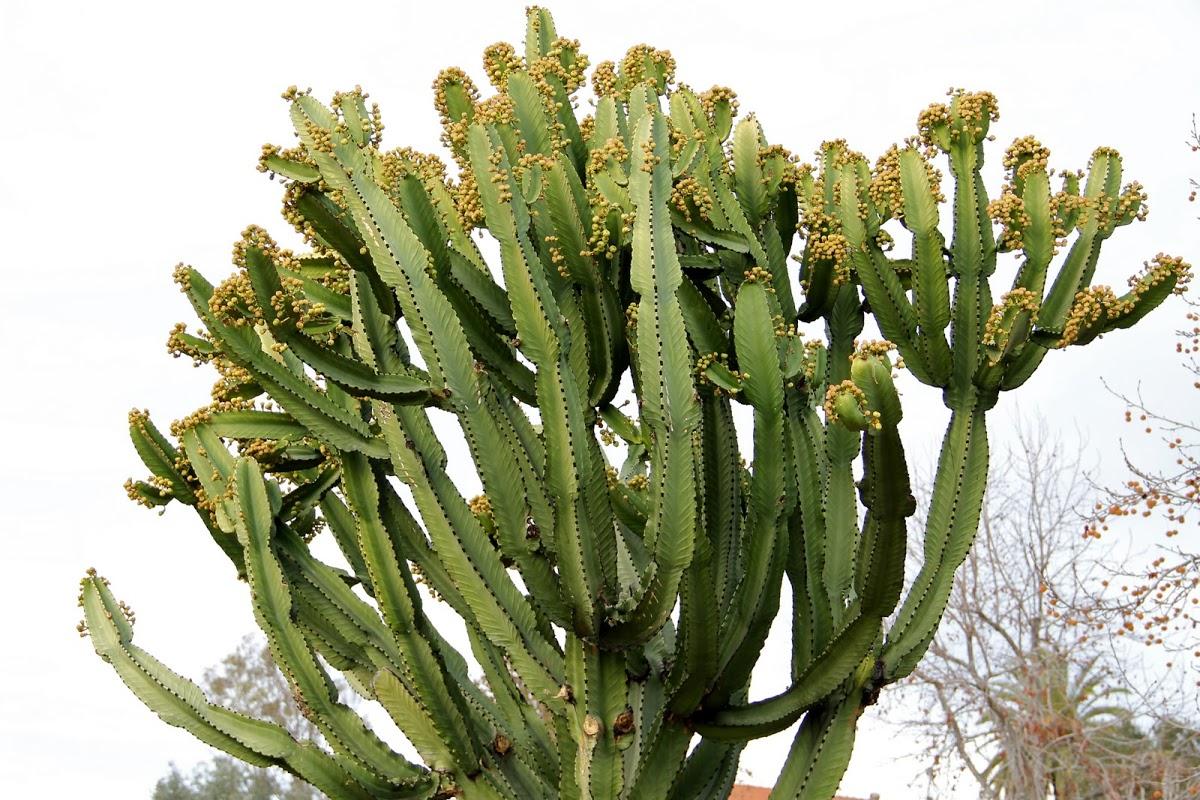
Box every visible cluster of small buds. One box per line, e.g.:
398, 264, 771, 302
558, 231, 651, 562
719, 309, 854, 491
869, 146, 904, 220
281, 184, 322, 247
699, 86, 739, 122
757, 143, 800, 187
1003, 135, 1050, 185
517, 152, 556, 177
269, 276, 325, 331
166, 323, 212, 366
486, 147, 514, 204
528, 37, 589, 98
123, 478, 160, 508
482, 42, 523, 90
694, 351, 732, 385
1113, 180, 1149, 226
1059, 286, 1119, 347
618, 44, 676, 94
1057, 256, 1191, 348
172, 262, 194, 293
591, 60, 619, 99
770, 313, 795, 339
452, 170, 486, 229
870, 144, 946, 222
626, 474, 649, 492
799, 210, 851, 286
302, 119, 336, 154
741, 265, 775, 286
256, 143, 316, 178
168, 396, 254, 438
542, 233, 569, 278
432, 67, 479, 157
638, 137, 661, 173
624, 302, 639, 330
433, 67, 479, 126
802, 340, 826, 384
586, 137, 629, 177
209, 357, 256, 403
916, 102, 952, 150
1049, 184, 1087, 244
853, 339, 896, 359
578, 114, 595, 143
982, 288, 1040, 352
280, 85, 311, 102
823, 380, 881, 431
584, 200, 626, 259
1132, 253, 1193, 297
669, 176, 712, 222
820, 139, 866, 171
380, 147, 449, 187
596, 421, 618, 447
330, 86, 379, 142
950, 88, 998, 125
604, 464, 619, 487
468, 493, 493, 518
469, 95, 514, 131
988, 191, 1030, 252
239, 438, 280, 463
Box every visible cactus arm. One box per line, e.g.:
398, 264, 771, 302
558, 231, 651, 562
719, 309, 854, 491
79, 576, 386, 800
317, 130, 579, 651
1011, 168, 1055, 296
768, 693, 860, 800
508, 72, 555, 157
288, 187, 375, 273
231, 457, 432, 792
883, 404, 988, 679
693, 612, 876, 740
789, 399, 832, 661
603, 106, 702, 645
339, 452, 483, 770
667, 738, 744, 800
128, 412, 196, 505
577, 644, 629, 800
666, 394, 741, 711
625, 722, 692, 800
898, 148, 953, 385
377, 404, 567, 708
371, 671, 460, 775
467, 122, 612, 635
945, 144, 994, 407
850, 351, 912, 618
733, 116, 769, 228
1036, 150, 1120, 329
177, 270, 387, 458
706, 278, 787, 700
820, 287, 864, 620
833, 163, 926, 384
465, 626, 559, 786
240, 245, 431, 402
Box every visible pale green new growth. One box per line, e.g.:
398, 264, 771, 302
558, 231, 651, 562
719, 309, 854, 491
84, 9, 1189, 798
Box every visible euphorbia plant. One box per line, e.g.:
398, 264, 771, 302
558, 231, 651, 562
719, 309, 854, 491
80, 8, 1189, 798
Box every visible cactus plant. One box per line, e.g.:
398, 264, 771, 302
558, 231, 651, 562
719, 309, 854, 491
79, 8, 1191, 798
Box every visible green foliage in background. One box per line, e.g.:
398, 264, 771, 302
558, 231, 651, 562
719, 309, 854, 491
79, 8, 1189, 798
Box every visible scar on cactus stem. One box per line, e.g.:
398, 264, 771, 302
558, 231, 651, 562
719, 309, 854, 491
83, 7, 1189, 799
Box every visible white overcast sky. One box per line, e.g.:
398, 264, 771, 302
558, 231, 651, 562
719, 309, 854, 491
1, 0, 1197, 797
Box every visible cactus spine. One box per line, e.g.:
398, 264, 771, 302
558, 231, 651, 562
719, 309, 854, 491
81, 8, 1190, 798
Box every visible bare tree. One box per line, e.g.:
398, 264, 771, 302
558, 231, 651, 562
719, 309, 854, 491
896, 421, 1200, 799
